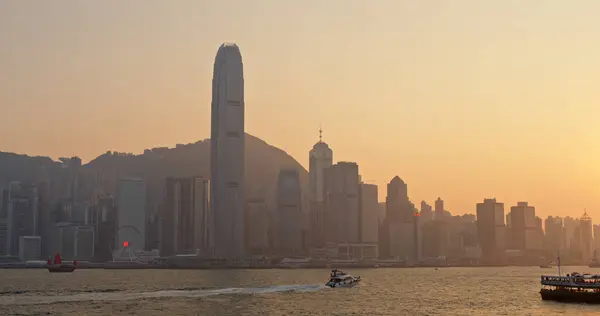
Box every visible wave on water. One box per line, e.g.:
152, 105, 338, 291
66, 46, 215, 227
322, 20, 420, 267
0, 284, 329, 306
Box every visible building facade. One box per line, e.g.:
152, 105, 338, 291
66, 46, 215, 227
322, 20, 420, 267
509, 202, 541, 251
210, 43, 245, 259
359, 183, 379, 244
244, 198, 269, 255
161, 177, 209, 256
116, 178, 146, 254
476, 198, 506, 264
324, 162, 360, 244
275, 169, 306, 255
308, 131, 333, 249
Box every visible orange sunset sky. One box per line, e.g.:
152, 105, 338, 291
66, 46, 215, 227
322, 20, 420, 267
0, 0, 599, 219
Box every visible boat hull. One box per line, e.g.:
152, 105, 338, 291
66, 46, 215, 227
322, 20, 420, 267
540, 289, 600, 304
46, 265, 76, 273
326, 278, 361, 288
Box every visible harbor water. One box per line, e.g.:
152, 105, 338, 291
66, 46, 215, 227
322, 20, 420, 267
0, 267, 598, 315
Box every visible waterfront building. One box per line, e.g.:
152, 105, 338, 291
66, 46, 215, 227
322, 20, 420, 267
210, 43, 245, 259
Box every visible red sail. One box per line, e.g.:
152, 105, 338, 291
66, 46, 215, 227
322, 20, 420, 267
54, 253, 62, 265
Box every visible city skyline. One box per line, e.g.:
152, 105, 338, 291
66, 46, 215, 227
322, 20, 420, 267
1, 0, 599, 219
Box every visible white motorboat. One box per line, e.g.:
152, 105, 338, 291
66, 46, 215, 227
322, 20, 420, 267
325, 269, 361, 288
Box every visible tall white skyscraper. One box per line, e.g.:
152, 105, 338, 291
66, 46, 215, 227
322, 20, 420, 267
210, 43, 245, 258
116, 178, 146, 253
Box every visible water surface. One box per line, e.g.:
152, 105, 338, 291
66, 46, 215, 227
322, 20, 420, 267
0, 267, 598, 315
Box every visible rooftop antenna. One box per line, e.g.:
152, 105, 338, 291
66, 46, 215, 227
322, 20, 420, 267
319, 124, 323, 143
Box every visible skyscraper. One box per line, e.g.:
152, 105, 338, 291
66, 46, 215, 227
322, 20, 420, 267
3, 182, 39, 256
308, 129, 333, 248
161, 177, 209, 256
275, 169, 306, 255
509, 202, 541, 251
324, 162, 360, 244
580, 212, 593, 265
435, 197, 444, 220
359, 183, 379, 244
594, 224, 600, 251
544, 216, 564, 253
386, 177, 410, 221
309, 129, 333, 202
116, 178, 146, 253
210, 43, 245, 258
384, 176, 418, 262
420, 201, 433, 222
244, 198, 269, 255
476, 198, 506, 264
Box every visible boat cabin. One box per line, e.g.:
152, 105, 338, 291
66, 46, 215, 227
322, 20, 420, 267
541, 274, 600, 292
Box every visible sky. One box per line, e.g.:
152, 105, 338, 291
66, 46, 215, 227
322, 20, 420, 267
1, 0, 599, 219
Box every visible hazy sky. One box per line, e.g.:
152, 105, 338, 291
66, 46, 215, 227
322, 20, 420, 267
1, 0, 599, 219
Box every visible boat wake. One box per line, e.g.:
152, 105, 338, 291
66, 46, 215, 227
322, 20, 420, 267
0, 284, 328, 306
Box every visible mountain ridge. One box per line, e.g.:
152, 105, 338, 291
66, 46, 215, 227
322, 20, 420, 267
0, 133, 308, 211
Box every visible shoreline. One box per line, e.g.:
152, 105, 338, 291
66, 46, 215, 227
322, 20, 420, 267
0, 264, 575, 270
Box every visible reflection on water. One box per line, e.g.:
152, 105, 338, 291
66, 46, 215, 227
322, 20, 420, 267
0, 267, 599, 315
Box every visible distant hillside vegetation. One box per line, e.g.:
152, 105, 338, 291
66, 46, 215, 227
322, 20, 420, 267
0, 133, 308, 211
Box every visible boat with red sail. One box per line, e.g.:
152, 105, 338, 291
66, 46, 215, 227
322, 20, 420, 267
46, 253, 76, 273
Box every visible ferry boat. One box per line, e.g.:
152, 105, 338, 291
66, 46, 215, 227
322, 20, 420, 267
325, 269, 361, 288
541, 254, 600, 303
541, 273, 600, 303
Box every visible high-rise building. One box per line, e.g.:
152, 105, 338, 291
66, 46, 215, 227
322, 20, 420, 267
580, 212, 593, 265
594, 224, 600, 251
308, 129, 333, 249
383, 176, 417, 262
324, 162, 360, 244
74, 225, 95, 261
476, 198, 506, 264
3, 182, 39, 256
210, 42, 245, 259
18, 236, 41, 261
509, 202, 541, 251
275, 169, 306, 255
244, 198, 269, 255
37, 181, 53, 258
116, 178, 146, 254
0, 218, 7, 256
47, 223, 94, 261
161, 177, 209, 256
435, 197, 444, 220
309, 129, 333, 202
544, 216, 564, 253
94, 195, 116, 262
420, 201, 433, 222
421, 220, 448, 259
385, 177, 410, 220
563, 216, 579, 251
359, 183, 379, 244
